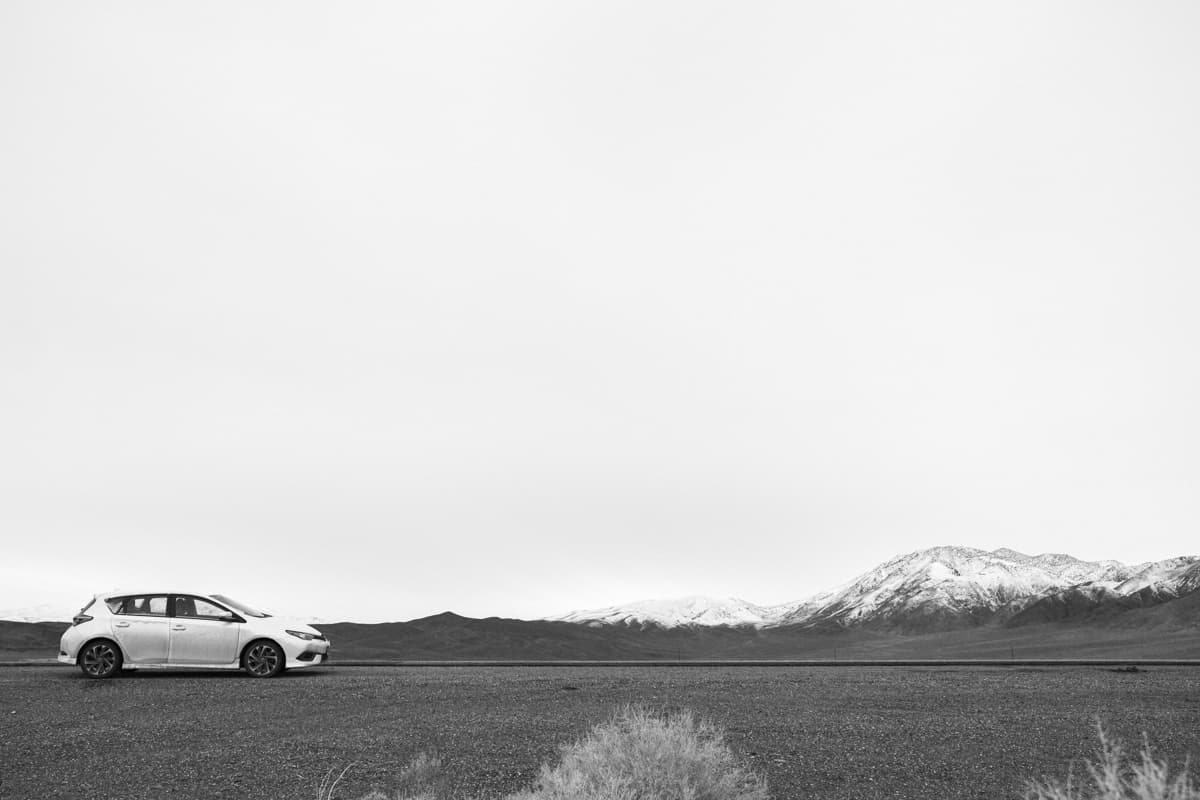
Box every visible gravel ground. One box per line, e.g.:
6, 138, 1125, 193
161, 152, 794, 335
2, 665, 1198, 799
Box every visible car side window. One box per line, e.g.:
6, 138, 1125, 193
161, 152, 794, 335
121, 596, 167, 616
174, 596, 228, 620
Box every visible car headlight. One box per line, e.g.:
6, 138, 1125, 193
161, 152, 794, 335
286, 630, 318, 641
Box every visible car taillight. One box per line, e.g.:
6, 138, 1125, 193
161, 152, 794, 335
72, 614, 92, 626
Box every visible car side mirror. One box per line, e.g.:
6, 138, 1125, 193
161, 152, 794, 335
219, 613, 243, 623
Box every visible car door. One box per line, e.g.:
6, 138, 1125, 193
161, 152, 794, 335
168, 596, 242, 665
110, 596, 170, 664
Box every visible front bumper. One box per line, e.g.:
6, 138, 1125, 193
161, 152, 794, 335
282, 637, 330, 669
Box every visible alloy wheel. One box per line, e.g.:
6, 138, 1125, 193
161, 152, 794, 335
82, 643, 118, 678
245, 643, 281, 677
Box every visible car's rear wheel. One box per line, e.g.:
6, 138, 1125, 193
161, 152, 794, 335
243, 640, 284, 678
79, 639, 122, 679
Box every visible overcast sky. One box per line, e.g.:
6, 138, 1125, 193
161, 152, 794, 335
3, 2, 1198, 622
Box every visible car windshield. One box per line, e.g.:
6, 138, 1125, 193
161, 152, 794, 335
211, 594, 271, 618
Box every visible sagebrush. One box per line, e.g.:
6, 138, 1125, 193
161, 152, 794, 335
506, 705, 768, 800
1025, 725, 1199, 800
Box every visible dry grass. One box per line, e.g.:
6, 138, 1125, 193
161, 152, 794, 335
1025, 725, 1199, 800
355, 753, 447, 800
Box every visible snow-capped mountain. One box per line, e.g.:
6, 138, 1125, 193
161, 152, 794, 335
773, 546, 1139, 631
550, 596, 775, 627
549, 546, 1200, 631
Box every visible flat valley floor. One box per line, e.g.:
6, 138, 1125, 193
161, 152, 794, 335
2, 665, 1199, 799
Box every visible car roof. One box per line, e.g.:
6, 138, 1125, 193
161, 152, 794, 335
96, 590, 220, 600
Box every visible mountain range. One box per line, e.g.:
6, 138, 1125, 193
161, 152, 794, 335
548, 546, 1200, 633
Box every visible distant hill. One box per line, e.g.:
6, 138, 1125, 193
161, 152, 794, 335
0, 620, 69, 659
314, 605, 1200, 661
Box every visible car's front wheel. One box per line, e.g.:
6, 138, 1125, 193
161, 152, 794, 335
242, 640, 284, 678
79, 639, 122, 679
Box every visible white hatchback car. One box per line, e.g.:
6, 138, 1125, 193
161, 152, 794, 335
58, 591, 330, 678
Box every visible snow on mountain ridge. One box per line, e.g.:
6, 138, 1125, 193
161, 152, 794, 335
774, 545, 1138, 629
1114, 557, 1200, 595
550, 595, 774, 627
548, 547, 1200, 630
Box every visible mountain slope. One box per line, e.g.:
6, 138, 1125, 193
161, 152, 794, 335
775, 546, 1137, 632
1010, 559, 1200, 627
552, 547, 1200, 632
0, 620, 70, 658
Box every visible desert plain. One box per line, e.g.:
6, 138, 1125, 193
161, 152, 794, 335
2, 664, 1199, 799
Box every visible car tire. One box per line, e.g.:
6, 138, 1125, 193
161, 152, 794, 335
79, 639, 123, 679
242, 640, 284, 678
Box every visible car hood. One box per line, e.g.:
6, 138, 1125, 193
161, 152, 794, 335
252, 617, 324, 636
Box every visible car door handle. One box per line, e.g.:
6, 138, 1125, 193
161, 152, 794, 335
171, 624, 187, 631
114, 621, 130, 628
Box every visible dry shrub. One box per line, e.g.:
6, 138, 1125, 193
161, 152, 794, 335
357, 752, 446, 800
1025, 725, 1199, 800
506, 705, 768, 800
